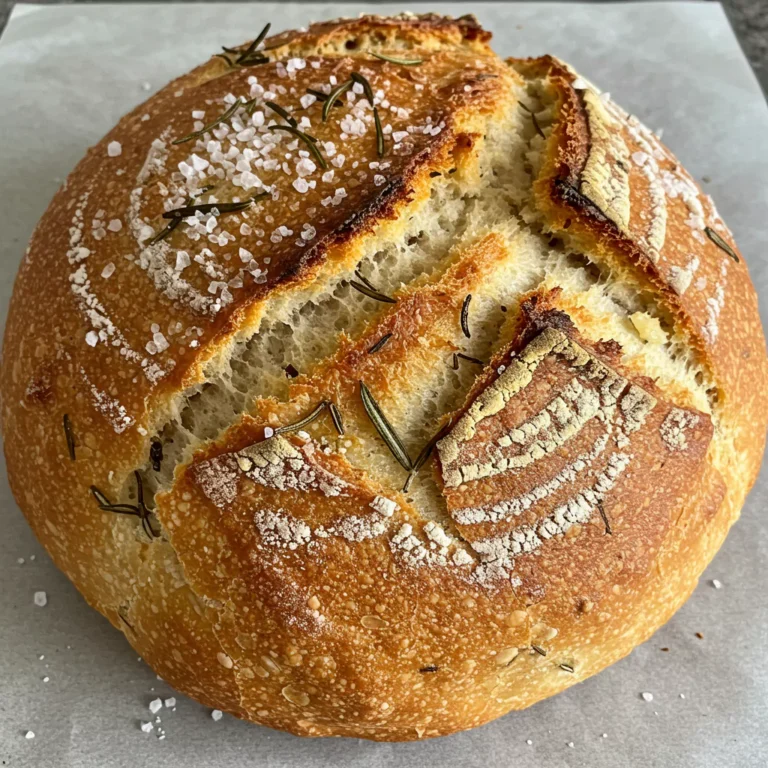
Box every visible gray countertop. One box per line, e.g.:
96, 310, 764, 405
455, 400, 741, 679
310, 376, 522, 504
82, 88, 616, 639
0, 1, 766, 94
1, 2, 767, 767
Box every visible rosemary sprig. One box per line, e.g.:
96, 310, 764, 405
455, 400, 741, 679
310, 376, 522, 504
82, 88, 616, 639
150, 439, 163, 472
265, 101, 297, 127
519, 101, 545, 139
284, 364, 299, 379
597, 500, 612, 535
705, 226, 739, 262
419, 665, 439, 673
373, 107, 385, 158
460, 294, 472, 338
371, 52, 423, 66
351, 72, 375, 104
368, 333, 392, 354
402, 420, 452, 493
275, 401, 327, 435
323, 79, 353, 122
214, 52, 235, 66
329, 402, 345, 436
235, 22, 271, 66
359, 381, 413, 471
559, 663, 575, 673
531, 644, 547, 657
268, 125, 327, 169
63, 414, 76, 461
172, 98, 243, 145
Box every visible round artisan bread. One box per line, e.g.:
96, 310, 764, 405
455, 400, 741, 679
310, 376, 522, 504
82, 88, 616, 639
2, 13, 766, 741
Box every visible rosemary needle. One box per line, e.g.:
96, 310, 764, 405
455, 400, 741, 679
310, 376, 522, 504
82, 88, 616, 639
274, 401, 328, 435
359, 381, 413, 472
371, 52, 423, 66
63, 414, 76, 460
328, 402, 345, 436
265, 100, 297, 127
368, 333, 392, 354
460, 294, 472, 338
172, 99, 243, 145
323, 80, 353, 122
705, 226, 739, 262
268, 125, 327, 169
235, 22, 271, 66
374, 107, 385, 158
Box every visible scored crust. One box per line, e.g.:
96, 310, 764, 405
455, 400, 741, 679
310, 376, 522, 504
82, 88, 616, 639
1, 13, 766, 741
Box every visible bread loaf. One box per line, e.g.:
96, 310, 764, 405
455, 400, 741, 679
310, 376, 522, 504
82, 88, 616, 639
2, 13, 766, 741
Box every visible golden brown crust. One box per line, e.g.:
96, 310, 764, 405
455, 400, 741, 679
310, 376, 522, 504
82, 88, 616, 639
1, 15, 766, 742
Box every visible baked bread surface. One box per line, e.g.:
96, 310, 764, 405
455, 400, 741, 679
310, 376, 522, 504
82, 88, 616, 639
2, 13, 766, 740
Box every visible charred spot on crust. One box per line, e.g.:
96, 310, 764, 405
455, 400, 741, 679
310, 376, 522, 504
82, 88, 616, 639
516, 290, 577, 344
552, 178, 613, 227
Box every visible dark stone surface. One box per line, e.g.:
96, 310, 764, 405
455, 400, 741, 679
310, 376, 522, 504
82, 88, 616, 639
0, 0, 766, 95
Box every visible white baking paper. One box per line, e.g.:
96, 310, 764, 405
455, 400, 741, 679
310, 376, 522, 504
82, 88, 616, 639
1, 3, 767, 766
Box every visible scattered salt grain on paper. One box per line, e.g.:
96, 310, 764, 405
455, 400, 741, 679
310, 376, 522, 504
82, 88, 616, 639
711, 579, 723, 589
641, 692, 654, 702
25, 731, 35, 740
140, 721, 154, 733
211, 709, 223, 721
33, 591, 47, 607
149, 698, 163, 714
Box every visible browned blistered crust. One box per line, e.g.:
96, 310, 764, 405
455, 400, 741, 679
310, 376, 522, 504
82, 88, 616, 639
1, 14, 766, 742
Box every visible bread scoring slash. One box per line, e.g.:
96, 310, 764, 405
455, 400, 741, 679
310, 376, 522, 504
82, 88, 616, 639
2, 13, 766, 741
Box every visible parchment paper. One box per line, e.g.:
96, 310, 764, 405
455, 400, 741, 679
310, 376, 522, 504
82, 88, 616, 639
1, 3, 766, 766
